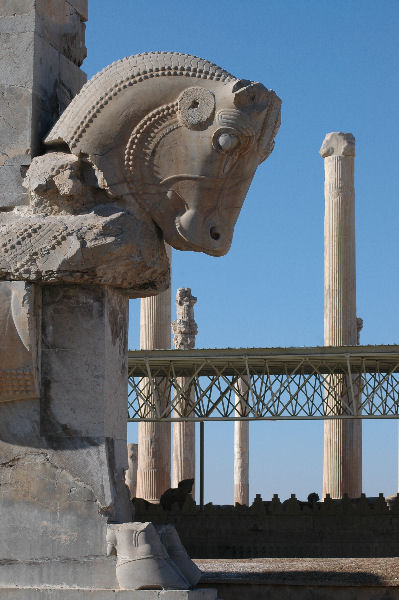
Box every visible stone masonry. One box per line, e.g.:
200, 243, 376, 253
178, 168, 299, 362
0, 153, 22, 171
0, 0, 87, 208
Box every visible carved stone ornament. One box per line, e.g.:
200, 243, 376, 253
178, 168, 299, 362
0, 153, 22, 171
172, 287, 198, 350
320, 132, 355, 158
0, 282, 40, 402
0, 52, 281, 295
106, 522, 196, 590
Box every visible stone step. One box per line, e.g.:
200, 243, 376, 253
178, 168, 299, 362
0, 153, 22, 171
0, 587, 218, 600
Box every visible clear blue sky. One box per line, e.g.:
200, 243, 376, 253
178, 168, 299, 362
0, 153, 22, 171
85, 0, 399, 504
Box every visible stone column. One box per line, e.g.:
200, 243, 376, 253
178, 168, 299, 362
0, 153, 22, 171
172, 288, 198, 492
125, 442, 138, 499
136, 245, 172, 502
320, 131, 362, 499
234, 376, 250, 505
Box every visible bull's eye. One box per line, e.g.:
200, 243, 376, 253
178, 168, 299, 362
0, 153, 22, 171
218, 133, 239, 152
214, 131, 240, 153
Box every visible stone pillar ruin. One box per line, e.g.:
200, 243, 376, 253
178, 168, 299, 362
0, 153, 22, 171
172, 288, 198, 491
0, 22, 281, 589
234, 377, 250, 505
136, 246, 172, 502
320, 131, 362, 499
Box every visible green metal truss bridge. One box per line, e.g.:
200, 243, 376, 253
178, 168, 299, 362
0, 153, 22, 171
127, 345, 399, 422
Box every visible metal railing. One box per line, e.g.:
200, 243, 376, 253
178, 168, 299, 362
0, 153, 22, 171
127, 345, 399, 422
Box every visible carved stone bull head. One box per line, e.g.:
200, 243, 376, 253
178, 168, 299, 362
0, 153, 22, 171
46, 52, 281, 257
0, 52, 281, 293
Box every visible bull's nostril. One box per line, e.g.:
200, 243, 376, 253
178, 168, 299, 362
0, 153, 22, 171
210, 227, 220, 241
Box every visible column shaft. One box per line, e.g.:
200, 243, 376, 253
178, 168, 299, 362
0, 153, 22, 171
171, 289, 197, 494
234, 376, 249, 505
136, 246, 171, 502
173, 414, 196, 488
321, 132, 361, 499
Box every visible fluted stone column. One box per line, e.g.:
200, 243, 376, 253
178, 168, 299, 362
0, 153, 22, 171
234, 376, 250, 505
172, 288, 197, 493
136, 245, 171, 502
125, 443, 138, 500
321, 131, 362, 499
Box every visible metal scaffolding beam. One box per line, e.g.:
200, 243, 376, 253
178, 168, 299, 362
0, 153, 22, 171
127, 345, 399, 421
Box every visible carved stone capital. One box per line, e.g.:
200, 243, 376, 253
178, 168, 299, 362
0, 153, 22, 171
0, 52, 281, 292
320, 132, 355, 158
172, 288, 198, 350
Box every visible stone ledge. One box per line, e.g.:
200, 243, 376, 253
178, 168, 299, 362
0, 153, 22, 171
0, 588, 218, 600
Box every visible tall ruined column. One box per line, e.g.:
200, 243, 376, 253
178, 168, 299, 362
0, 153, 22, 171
172, 288, 198, 491
136, 245, 172, 502
320, 131, 362, 499
234, 376, 250, 505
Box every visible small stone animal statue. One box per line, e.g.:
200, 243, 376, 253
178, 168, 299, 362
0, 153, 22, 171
160, 478, 195, 511
307, 492, 320, 505
297, 492, 320, 510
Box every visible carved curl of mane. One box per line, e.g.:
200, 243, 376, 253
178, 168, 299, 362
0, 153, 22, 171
46, 52, 236, 150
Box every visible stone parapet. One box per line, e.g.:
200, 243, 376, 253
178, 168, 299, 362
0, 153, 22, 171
134, 493, 399, 559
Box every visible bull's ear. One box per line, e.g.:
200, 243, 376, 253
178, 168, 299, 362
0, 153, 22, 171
178, 87, 215, 130
233, 80, 269, 113
258, 91, 282, 164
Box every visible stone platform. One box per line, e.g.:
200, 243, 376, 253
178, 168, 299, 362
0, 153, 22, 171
0, 588, 217, 600
196, 558, 399, 599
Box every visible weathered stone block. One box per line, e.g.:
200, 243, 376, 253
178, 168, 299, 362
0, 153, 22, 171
32, 35, 87, 152
40, 285, 128, 439
0, 0, 87, 208
0, 284, 132, 589
66, 0, 88, 21
0, 85, 32, 166
36, 0, 87, 66
0, 32, 35, 85
0, 452, 109, 562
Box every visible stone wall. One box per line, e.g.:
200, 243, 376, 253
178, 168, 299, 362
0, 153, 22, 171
134, 493, 399, 559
